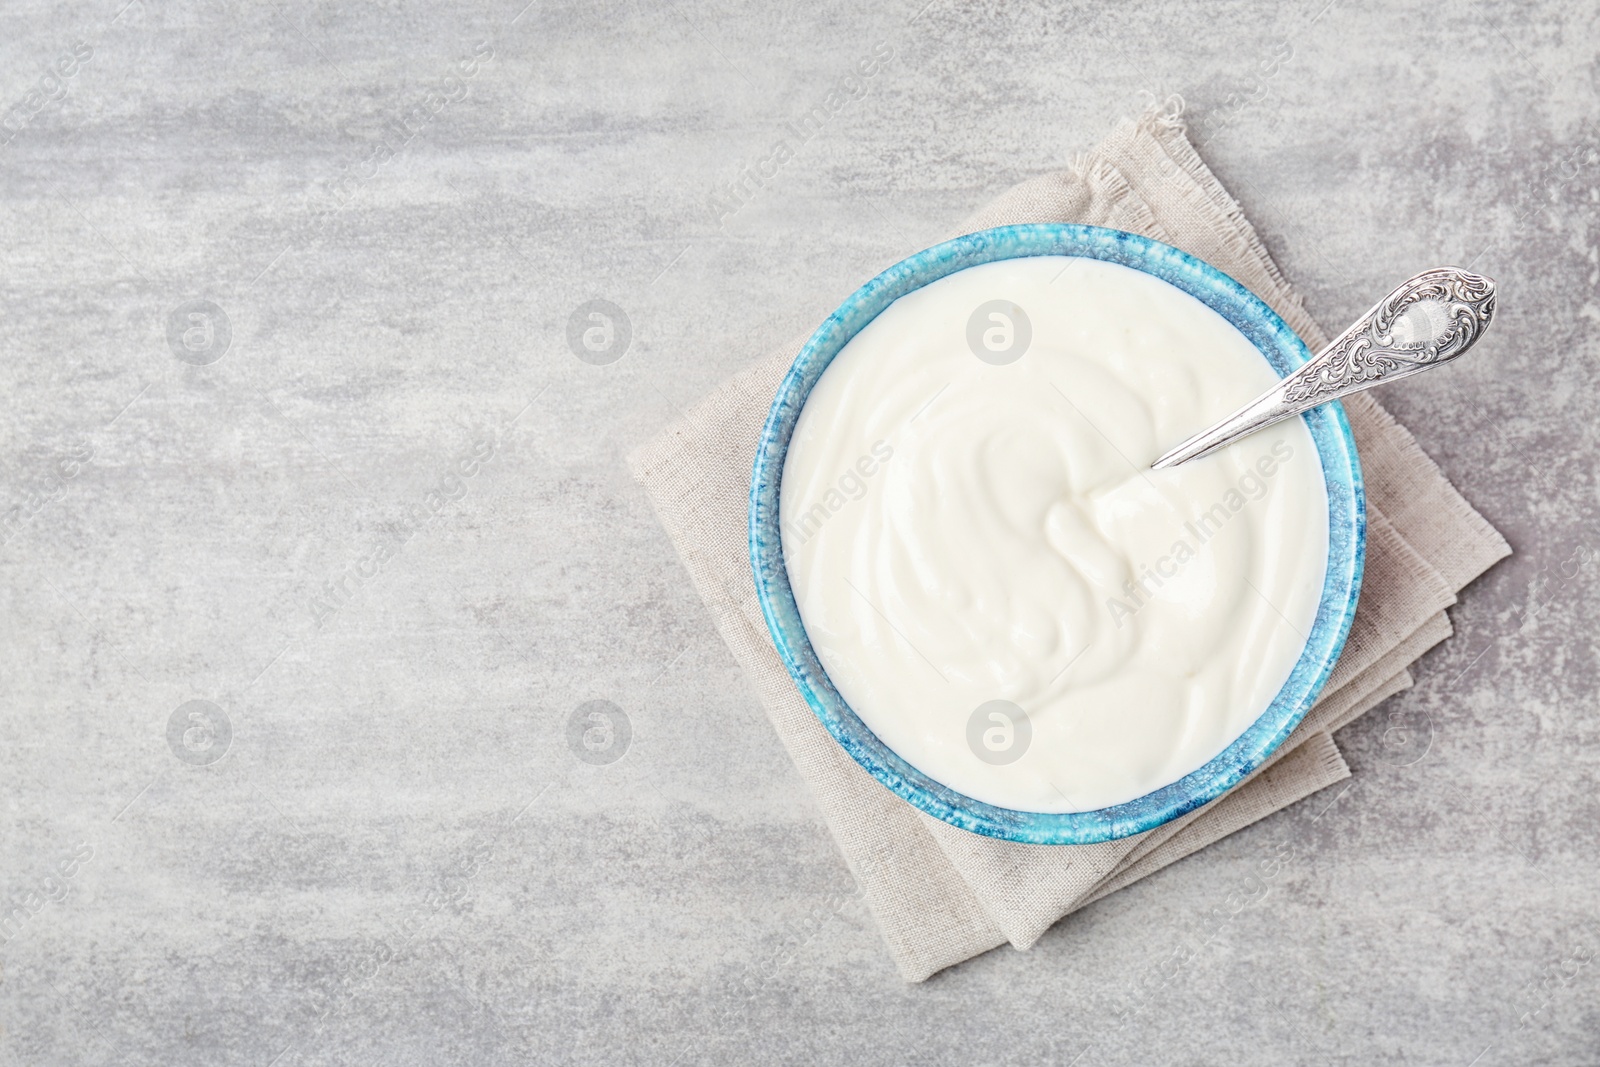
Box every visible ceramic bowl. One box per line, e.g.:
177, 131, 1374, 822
749, 223, 1365, 845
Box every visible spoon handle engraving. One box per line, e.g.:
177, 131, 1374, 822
1151, 267, 1497, 470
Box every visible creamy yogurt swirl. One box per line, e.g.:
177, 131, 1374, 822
780, 256, 1328, 813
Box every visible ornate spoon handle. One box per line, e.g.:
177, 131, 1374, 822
1150, 267, 1497, 470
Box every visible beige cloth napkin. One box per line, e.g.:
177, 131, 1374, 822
629, 102, 1510, 981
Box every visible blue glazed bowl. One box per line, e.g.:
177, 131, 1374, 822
749, 224, 1365, 845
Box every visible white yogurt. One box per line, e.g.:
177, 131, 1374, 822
780, 256, 1328, 813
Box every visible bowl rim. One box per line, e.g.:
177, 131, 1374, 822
748, 223, 1366, 845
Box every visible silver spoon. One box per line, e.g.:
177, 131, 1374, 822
1150, 267, 1497, 470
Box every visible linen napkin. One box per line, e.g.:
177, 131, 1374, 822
629, 100, 1509, 981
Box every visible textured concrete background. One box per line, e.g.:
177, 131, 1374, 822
0, 0, 1596, 1063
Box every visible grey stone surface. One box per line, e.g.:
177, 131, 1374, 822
0, 0, 1595, 1063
